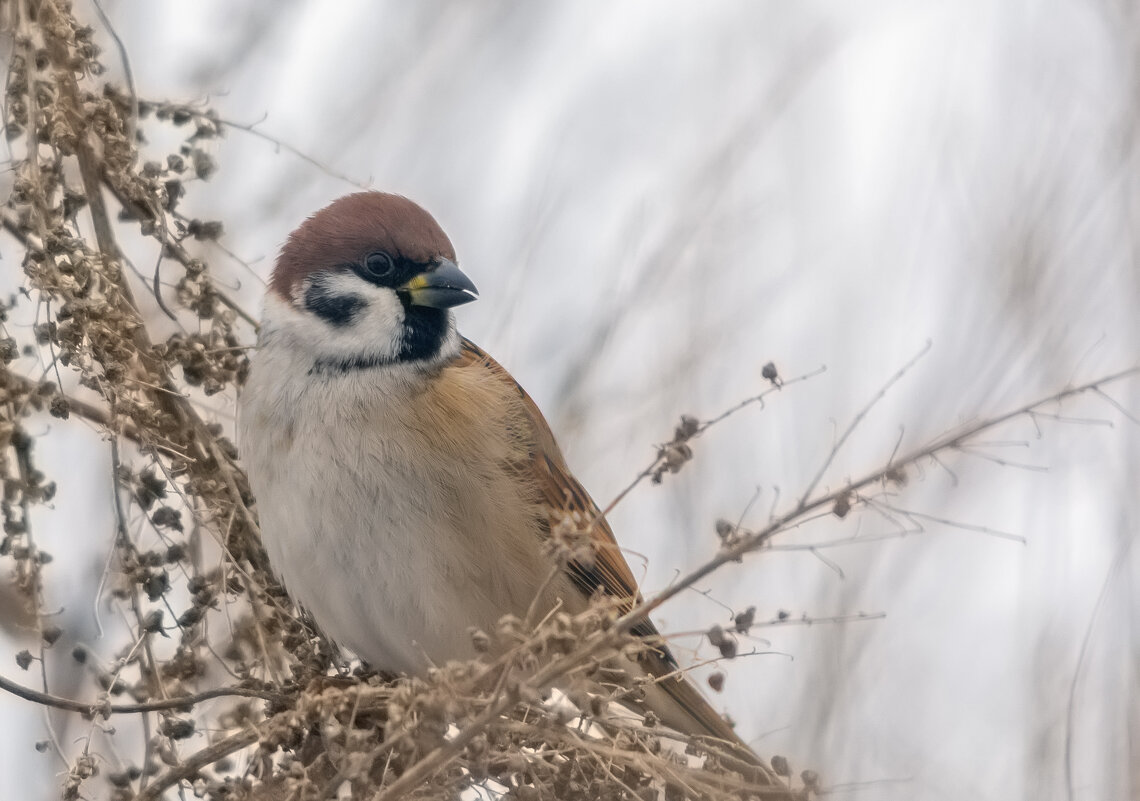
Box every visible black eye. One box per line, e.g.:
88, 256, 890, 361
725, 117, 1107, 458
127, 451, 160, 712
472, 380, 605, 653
362, 251, 396, 281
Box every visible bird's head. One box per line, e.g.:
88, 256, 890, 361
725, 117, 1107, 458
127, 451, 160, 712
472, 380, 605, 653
263, 192, 478, 373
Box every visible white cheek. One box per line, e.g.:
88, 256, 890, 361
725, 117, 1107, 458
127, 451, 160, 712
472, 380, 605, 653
261, 276, 407, 365
310, 285, 406, 361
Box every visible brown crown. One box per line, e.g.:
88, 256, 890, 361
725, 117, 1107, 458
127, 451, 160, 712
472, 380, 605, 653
271, 192, 457, 299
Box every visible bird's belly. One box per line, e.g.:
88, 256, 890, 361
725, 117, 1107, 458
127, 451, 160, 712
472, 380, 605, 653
246, 414, 547, 673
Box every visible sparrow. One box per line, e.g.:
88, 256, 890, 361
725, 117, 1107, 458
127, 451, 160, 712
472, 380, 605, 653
238, 192, 757, 760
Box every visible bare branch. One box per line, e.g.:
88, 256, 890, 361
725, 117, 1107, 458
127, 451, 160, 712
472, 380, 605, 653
625, 366, 1139, 631
0, 672, 283, 715
135, 726, 261, 801
798, 340, 932, 508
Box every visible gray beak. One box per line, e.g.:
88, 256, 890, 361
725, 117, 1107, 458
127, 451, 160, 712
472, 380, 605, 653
401, 258, 479, 309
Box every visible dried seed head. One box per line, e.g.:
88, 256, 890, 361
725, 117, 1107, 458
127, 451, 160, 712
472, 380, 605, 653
733, 606, 756, 634
663, 443, 692, 471
141, 609, 165, 634
152, 507, 183, 531
833, 491, 852, 518
468, 627, 490, 653
714, 519, 735, 541
545, 510, 595, 569
885, 465, 908, 487
707, 624, 728, 647
652, 442, 694, 483
706, 624, 738, 659
496, 614, 524, 642
191, 150, 216, 179
707, 671, 725, 692
48, 396, 69, 419
160, 716, 195, 740
0, 338, 18, 363
674, 414, 699, 441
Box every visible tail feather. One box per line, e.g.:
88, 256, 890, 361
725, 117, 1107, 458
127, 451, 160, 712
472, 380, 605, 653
635, 649, 778, 781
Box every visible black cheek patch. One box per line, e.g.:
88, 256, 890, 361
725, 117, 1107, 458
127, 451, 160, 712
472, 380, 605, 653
304, 278, 365, 327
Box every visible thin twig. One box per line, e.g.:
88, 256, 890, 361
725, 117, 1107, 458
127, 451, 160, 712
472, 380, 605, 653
1064, 530, 1134, 801
592, 365, 826, 528
135, 726, 261, 801
0, 672, 283, 715
217, 113, 372, 190
798, 340, 931, 508
626, 365, 1139, 631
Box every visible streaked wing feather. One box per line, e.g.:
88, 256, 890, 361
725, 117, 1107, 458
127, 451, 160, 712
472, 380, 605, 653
452, 339, 750, 749
453, 340, 644, 606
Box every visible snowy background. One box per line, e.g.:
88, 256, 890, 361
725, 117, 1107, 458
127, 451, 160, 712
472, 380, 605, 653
2, 2, 1138, 799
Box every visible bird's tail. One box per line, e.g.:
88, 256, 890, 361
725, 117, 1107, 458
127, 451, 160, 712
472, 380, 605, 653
633, 648, 780, 782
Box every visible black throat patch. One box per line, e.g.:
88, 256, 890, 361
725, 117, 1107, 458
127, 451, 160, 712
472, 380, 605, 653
307, 297, 451, 376
398, 305, 449, 364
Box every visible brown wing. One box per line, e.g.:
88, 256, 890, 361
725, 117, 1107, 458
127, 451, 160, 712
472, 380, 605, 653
451, 338, 755, 753
451, 340, 644, 605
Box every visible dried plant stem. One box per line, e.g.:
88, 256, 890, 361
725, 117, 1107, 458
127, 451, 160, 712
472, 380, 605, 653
135, 727, 261, 801
624, 365, 1140, 630
102, 181, 259, 328
797, 340, 932, 507
370, 697, 516, 801
0, 673, 282, 715
591, 364, 827, 528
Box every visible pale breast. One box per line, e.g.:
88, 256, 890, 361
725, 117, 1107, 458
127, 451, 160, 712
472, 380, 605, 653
239, 349, 562, 673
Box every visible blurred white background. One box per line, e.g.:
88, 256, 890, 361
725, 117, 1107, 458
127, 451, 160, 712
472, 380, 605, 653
2, 1, 1138, 799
